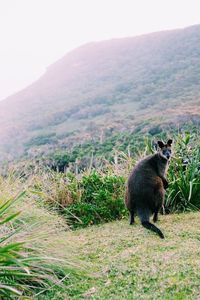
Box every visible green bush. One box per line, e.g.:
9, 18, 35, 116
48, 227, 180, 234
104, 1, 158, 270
65, 171, 126, 228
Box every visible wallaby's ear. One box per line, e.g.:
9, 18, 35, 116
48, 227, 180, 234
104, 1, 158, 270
167, 139, 173, 147
157, 140, 164, 149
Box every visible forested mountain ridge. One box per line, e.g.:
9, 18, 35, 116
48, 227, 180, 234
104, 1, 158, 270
0, 24, 200, 161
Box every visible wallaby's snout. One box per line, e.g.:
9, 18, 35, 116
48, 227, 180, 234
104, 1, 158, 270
163, 148, 171, 160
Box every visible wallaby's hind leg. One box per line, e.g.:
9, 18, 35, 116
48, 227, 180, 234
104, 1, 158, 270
153, 208, 159, 223
129, 210, 135, 225
153, 212, 158, 223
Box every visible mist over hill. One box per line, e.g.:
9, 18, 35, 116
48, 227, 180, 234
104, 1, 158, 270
0, 24, 200, 161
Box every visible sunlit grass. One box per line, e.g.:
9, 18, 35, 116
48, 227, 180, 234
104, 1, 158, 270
48, 212, 200, 299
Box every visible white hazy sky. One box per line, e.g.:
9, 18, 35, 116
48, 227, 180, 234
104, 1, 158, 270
0, 0, 200, 100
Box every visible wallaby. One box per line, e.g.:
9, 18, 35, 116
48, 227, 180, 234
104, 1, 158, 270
125, 139, 172, 239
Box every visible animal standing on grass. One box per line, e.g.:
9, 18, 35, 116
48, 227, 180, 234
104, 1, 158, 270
125, 139, 173, 239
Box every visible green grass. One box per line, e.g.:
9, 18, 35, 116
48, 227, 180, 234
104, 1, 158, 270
42, 212, 200, 299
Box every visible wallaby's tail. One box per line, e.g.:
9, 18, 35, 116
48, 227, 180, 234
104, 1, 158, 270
142, 221, 164, 239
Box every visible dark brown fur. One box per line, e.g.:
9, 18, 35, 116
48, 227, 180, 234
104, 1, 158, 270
125, 140, 172, 238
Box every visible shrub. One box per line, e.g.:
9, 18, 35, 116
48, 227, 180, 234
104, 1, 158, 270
65, 171, 126, 228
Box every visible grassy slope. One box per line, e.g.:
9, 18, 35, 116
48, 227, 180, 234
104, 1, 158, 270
43, 212, 200, 299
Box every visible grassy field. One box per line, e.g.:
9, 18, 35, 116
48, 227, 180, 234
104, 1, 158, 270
42, 212, 200, 299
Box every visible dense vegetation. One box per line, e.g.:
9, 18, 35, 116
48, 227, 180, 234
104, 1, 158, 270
15, 130, 199, 229
0, 25, 200, 161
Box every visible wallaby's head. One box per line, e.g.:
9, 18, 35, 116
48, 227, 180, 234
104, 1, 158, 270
157, 139, 173, 160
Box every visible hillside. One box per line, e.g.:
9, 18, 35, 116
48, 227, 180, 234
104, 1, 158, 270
0, 24, 200, 161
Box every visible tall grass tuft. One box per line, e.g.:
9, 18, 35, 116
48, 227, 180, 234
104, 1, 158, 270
165, 132, 200, 212
0, 192, 67, 298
